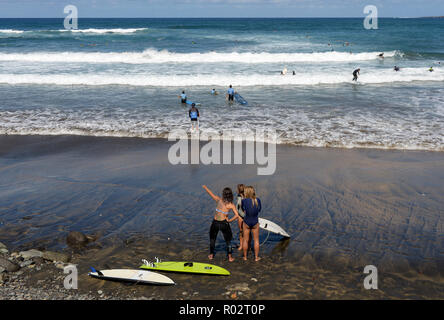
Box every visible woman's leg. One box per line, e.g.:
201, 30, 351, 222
237, 219, 243, 251
242, 222, 251, 260
251, 224, 261, 261
209, 221, 219, 259
220, 222, 234, 262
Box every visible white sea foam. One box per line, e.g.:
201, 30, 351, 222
0, 68, 442, 86
0, 109, 442, 151
0, 29, 25, 34
0, 49, 400, 64
0, 28, 147, 35
58, 28, 148, 34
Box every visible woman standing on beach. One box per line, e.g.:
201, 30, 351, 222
242, 186, 262, 261
203, 185, 240, 262
236, 184, 246, 252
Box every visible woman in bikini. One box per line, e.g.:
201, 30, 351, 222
241, 186, 261, 261
202, 185, 240, 262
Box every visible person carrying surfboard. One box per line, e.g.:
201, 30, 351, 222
226, 85, 235, 102
179, 91, 187, 104
236, 184, 246, 252
202, 185, 240, 262
241, 186, 261, 262
189, 103, 199, 131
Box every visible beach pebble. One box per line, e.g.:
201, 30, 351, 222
42, 251, 70, 263
98, 290, 103, 295
230, 292, 237, 299
250, 277, 258, 282
0, 248, 8, 254
32, 257, 44, 265
55, 263, 65, 270
20, 260, 34, 268
0, 242, 6, 249
0, 257, 20, 272
226, 283, 250, 292
19, 249, 43, 260
0, 267, 5, 274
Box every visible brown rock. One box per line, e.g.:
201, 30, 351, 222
42, 251, 70, 263
66, 231, 97, 247
0, 257, 20, 272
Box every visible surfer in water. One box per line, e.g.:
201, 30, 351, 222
203, 185, 240, 262
378, 53, 384, 59
241, 186, 261, 262
226, 85, 235, 102
352, 68, 360, 81
179, 91, 187, 104
189, 103, 199, 131
394, 66, 400, 72
211, 88, 218, 95
429, 67, 434, 72
236, 184, 246, 252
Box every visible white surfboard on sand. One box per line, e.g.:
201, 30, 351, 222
88, 268, 175, 285
259, 218, 290, 238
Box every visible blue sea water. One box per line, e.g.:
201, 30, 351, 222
0, 18, 443, 150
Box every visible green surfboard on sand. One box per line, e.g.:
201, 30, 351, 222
140, 261, 230, 276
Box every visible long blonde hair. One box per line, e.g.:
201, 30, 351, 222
244, 186, 258, 207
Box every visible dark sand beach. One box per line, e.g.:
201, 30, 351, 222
0, 135, 443, 299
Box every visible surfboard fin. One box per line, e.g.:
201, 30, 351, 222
90, 267, 104, 276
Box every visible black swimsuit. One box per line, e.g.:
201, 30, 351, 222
209, 207, 233, 255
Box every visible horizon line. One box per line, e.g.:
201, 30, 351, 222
0, 16, 437, 19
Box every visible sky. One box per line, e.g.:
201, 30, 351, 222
0, 0, 443, 18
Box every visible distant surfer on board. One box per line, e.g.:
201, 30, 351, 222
179, 91, 187, 104
226, 85, 235, 102
241, 186, 261, 261
352, 68, 360, 81
188, 103, 199, 131
203, 185, 240, 262
378, 53, 384, 59
394, 66, 400, 72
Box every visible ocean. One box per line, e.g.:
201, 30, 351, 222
0, 18, 443, 150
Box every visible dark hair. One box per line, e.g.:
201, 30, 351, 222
229, 85, 232, 88
192, 103, 195, 107
222, 187, 233, 203
237, 184, 245, 197
182, 91, 185, 93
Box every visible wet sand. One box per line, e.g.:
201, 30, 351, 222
0, 135, 443, 299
